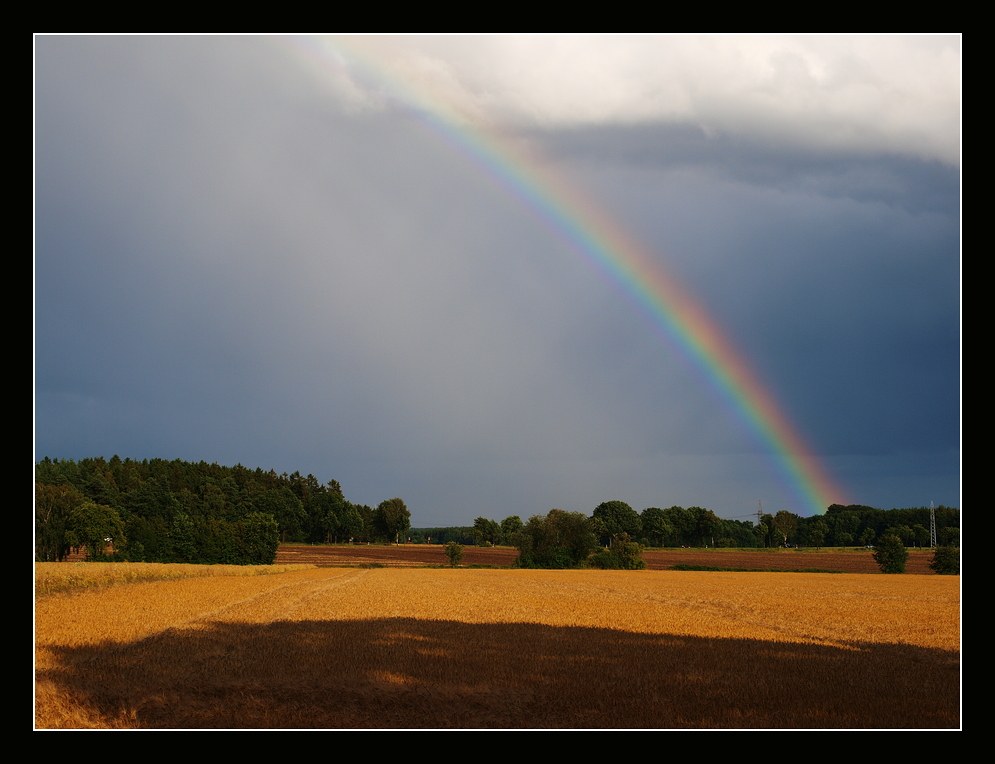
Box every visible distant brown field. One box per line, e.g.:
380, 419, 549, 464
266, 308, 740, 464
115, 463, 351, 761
276, 544, 939, 574
35, 565, 959, 729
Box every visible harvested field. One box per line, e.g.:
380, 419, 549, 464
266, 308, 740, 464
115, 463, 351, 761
277, 543, 517, 567
35, 565, 959, 729
277, 544, 938, 574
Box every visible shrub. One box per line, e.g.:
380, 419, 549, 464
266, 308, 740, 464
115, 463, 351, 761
587, 534, 646, 570
928, 545, 960, 575
444, 542, 464, 567
872, 534, 908, 573
513, 510, 598, 569
588, 549, 622, 569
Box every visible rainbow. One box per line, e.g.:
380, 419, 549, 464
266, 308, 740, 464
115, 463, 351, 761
283, 36, 848, 516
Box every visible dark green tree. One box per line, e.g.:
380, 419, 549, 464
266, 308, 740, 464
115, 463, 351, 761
444, 541, 464, 567
334, 501, 365, 544
254, 487, 307, 543
807, 518, 828, 549
773, 510, 799, 546
35, 483, 86, 561
239, 512, 280, 564
687, 506, 720, 547
472, 517, 502, 546
592, 501, 642, 545
66, 500, 126, 560
588, 532, 646, 569
168, 512, 198, 563
128, 477, 181, 522
352, 504, 375, 543
373, 498, 411, 543
873, 534, 908, 573
515, 509, 597, 569
662, 506, 693, 546
500, 515, 523, 545
640, 507, 672, 548
928, 546, 960, 575
911, 524, 930, 548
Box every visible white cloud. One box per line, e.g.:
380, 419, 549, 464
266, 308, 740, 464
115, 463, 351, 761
324, 34, 960, 166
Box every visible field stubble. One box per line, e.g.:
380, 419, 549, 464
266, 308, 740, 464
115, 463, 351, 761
35, 566, 959, 729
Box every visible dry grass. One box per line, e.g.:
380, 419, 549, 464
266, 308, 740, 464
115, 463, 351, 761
34, 561, 315, 596
35, 566, 960, 729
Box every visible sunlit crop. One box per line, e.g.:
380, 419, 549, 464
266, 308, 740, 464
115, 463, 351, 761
35, 565, 959, 729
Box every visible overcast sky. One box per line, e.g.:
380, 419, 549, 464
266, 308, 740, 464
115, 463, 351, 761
34, 35, 960, 525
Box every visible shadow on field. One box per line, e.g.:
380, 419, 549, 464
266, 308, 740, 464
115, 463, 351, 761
37, 618, 959, 729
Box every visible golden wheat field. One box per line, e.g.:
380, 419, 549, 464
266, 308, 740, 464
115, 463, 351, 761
35, 565, 960, 729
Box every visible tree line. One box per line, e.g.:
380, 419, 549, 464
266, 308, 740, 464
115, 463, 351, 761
35, 456, 958, 568
35, 456, 410, 564
458, 500, 960, 569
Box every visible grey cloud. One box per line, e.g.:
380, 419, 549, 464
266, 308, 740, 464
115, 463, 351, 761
35, 36, 960, 520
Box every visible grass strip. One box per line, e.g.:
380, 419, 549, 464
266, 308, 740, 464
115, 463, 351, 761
669, 564, 845, 573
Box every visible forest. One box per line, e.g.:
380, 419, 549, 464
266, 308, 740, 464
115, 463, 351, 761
34, 456, 409, 565
35, 457, 959, 566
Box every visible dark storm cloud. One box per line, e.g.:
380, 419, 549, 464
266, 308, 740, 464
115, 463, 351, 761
526, 125, 959, 469
35, 35, 960, 522
533, 122, 960, 217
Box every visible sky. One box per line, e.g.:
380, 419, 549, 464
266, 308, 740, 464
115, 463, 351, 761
34, 35, 961, 526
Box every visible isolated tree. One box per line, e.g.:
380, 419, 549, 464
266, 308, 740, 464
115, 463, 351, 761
873, 534, 908, 573
928, 546, 960, 575
444, 542, 464, 567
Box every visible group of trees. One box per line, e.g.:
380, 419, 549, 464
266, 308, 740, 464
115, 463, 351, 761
463, 503, 731, 559
35, 457, 409, 564
873, 534, 960, 575
759, 504, 960, 549
36, 457, 959, 572
464, 502, 724, 570
459, 500, 960, 570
